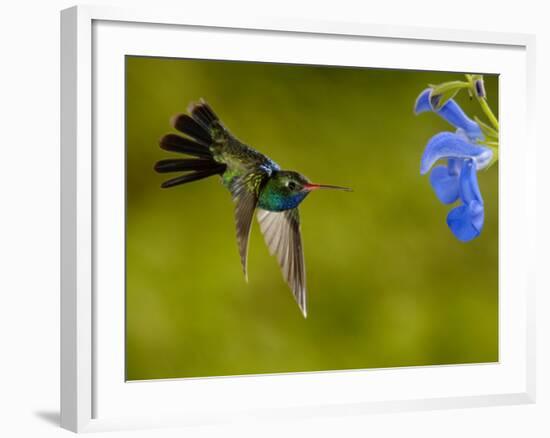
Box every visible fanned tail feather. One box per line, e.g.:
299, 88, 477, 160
188, 99, 220, 129
154, 158, 218, 173
187, 99, 228, 142
171, 114, 212, 146
160, 166, 226, 188
155, 99, 227, 188
159, 134, 211, 158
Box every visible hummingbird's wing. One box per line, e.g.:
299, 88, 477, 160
230, 171, 269, 281
256, 208, 306, 317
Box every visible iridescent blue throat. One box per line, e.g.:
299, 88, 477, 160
258, 183, 309, 212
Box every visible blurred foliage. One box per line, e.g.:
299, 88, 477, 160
125, 56, 498, 380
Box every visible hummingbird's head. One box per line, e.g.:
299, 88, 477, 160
259, 171, 351, 211
272, 171, 311, 196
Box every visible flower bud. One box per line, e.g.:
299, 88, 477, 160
474, 78, 486, 98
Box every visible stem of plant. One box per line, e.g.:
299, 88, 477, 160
478, 97, 499, 131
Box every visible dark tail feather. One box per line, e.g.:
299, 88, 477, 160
154, 158, 221, 173
159, 134, 211, 159
187, 99, 230, 143
154, 154, 226, 188
171, 114, 212, 146
160, 166, 226, 188
188, 100, 220, 129
157, 100, 228, 189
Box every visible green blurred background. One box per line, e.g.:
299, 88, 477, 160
125, 56, 498, 381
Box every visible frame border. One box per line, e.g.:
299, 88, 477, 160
60, 4, 536, 433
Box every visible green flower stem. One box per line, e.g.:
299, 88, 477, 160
477, 97, 499, 131
430, 81, 470, 94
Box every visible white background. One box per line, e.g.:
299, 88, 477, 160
0, 0, 547, 437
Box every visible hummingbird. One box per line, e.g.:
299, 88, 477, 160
154, 100, 351, 317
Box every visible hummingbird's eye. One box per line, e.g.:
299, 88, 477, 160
287, 181, 297, 191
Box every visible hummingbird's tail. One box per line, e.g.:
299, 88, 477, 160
155, 100, 227, 188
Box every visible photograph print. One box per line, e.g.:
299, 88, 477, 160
125, 56, 499, 380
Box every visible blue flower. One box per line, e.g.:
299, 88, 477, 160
415, 88, 483, 142
446, 160, 484, 242
416, 88, 492, 242
420, 131, 492, 176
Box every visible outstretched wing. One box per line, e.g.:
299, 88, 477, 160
230, 171, 269, 281
256, 208, 307, 317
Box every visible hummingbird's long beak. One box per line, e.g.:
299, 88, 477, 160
303, 183, 352, 192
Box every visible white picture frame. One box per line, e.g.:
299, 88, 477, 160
60, 4, 536, 433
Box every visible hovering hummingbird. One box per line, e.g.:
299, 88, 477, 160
154, 100, 351, 317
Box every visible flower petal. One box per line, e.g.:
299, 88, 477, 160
414, 88, 432, 114
437, 99, 484, 141
458, 159, 483, 204
414, 88, 484, 141
420, 132, 493, 175
447, 158, 462, 176
429, 165, 460, 204
446, 200, 484, 242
